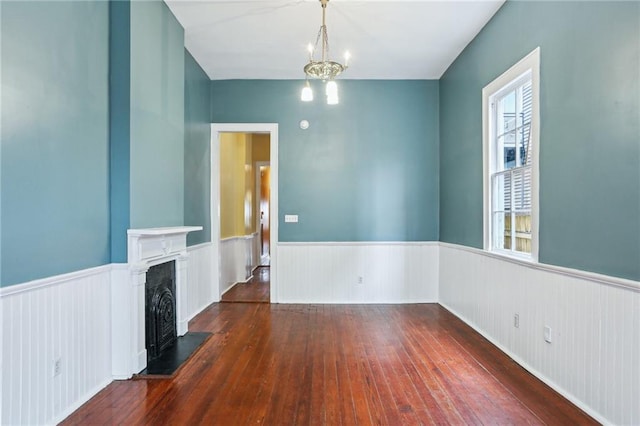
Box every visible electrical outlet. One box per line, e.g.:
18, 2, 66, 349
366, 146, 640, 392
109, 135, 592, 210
544, 326, 552, 343
53, 358, 62, 377
357, 276, 364, 284
514, 313, 519, 328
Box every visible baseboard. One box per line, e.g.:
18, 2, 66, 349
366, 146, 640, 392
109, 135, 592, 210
220, 281, 237, 296
252, 264, 268, 273
188, 301, 214, 321
278, 299, 439, 304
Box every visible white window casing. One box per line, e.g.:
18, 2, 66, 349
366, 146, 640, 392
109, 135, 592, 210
482, 47, 540, 262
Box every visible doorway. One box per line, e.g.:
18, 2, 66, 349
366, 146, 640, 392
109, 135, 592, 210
210, 123, 278, 303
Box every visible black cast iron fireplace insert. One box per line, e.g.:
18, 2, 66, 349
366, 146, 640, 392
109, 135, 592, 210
145, 261, 177, 361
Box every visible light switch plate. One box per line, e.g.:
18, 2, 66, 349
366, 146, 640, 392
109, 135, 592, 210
284, 215, 298, 223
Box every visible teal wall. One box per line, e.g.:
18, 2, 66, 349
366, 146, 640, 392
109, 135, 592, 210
2, 0, 637, 285
211, 80, 440, 242
108, 0, 187, 262
440, 1, 640, 281
129, 1, 185, 229
109, 0, 131, 263
0, 0, 188, 285
0, 1, 110, 286
185, 51, 211, 246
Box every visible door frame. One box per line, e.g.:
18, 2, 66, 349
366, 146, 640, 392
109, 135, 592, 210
255, 160, 271, 264
210, 123, 279, 303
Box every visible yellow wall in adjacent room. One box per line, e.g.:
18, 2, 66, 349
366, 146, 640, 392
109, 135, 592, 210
251, 134, 270, 232
252, 133, 270, 162
220, 133, 248, 238
219, 133, 270, 239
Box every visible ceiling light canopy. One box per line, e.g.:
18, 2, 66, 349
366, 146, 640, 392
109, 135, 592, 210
301, 0, 349, 105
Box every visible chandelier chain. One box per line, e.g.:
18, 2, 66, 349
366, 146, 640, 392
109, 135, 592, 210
312, 25, 331, 64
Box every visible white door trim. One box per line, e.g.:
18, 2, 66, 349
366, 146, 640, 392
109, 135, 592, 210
210, 123, 279, 303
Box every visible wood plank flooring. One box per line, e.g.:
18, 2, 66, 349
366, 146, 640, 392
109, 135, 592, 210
63, 304, 596, 425
221, 266, 270, 303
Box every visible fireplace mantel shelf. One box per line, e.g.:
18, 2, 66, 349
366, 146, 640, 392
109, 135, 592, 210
127, 226, 203, 264
127, 226, 202, 237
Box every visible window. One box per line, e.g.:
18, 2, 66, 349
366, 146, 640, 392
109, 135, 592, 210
483, 48, 540, 260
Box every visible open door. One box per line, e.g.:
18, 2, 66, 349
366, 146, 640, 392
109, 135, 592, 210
258, 163, 271, 265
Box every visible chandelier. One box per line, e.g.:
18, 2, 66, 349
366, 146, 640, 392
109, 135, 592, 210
301, 0, 350, 105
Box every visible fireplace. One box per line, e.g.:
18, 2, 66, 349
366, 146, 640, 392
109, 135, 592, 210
111, 226, 202, 379
145, 261, 177, 361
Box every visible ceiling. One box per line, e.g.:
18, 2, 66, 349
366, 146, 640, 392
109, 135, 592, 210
164, 0, 505, 80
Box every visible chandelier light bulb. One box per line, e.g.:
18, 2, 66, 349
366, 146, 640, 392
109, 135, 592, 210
344, 51, 351, 66
327, 93, 339, 105
301, 81, 314, 102
326, 80, 338, 97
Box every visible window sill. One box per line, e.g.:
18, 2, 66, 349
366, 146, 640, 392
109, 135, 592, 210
487, 248, 537, 264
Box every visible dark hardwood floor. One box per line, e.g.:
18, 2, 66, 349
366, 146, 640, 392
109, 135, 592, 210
63, 302, 596, 425
221, 266, 270, 303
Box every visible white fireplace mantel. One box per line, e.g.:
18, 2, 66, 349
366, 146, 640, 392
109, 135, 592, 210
112, 226, 202, 379
127, 226, 203, 264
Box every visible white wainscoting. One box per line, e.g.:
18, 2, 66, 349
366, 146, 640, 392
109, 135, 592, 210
276, 242, 439, 304
187, 243, 215, 319
0, 266, 113, 426
438, 243, 640, 426
2, 242, 637, 425
219, 233, 259, 297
